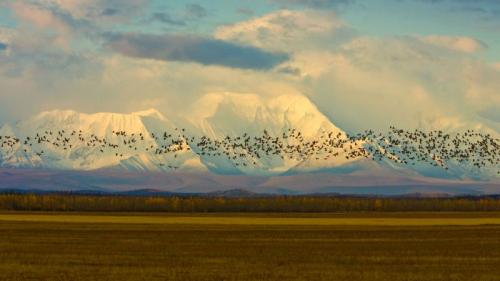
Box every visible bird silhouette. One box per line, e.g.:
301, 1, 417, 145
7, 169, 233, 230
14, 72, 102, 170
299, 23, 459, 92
0, 126, 497, 174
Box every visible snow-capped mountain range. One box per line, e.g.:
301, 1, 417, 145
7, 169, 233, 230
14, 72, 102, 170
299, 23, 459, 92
0, 93, 498, 193
0, 93, 358, 174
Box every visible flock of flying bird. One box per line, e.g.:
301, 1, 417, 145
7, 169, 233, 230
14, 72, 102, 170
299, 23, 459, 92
0, 126, 498, 174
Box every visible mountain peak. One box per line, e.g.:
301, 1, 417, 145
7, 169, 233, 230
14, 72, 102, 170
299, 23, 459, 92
131, 109, 166, 120
185, 92, 340, 137
34, 109, 80, 120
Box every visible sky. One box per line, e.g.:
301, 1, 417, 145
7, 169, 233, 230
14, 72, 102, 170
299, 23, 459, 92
0, 0, 499, 133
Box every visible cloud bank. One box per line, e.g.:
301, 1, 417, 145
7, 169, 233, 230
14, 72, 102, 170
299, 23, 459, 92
0, 2, 498, 138
104, 33, 289, 70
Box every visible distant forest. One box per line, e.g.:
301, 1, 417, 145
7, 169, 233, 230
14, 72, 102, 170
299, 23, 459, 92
2, 194, 500, 212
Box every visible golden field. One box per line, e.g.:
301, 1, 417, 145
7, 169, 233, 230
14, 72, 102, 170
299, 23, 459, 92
1, 212, 500, 281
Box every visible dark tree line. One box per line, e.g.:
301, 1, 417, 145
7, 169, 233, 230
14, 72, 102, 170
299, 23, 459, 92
1, 194, 500, 212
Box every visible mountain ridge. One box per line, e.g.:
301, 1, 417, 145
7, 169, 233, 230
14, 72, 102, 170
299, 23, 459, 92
0, 168, 497, 195
0, 93, 498, 189
0, 93, 367, 176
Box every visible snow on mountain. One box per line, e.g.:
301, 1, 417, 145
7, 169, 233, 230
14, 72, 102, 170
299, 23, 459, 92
184, 92, 342, 138
0, 92, 497, 183
180, 92, 363, 175
0, 93, 367, 176
0, 109, 205, 171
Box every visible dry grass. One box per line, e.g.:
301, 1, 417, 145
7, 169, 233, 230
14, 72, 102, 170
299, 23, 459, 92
1, 213, 500, 280
2, 213, 500, 226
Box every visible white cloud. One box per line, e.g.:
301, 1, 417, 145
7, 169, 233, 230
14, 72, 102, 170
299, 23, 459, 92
0, 50, 302, 122
0, 7, 498, 137
0, 27, 15, 43
277, 51, 338, 78
420, 35, 487, 54
215, 9, 352, 52
5, 1, 102, 54
214, 10, 498, 133
10, 1, 74, 50
303, 36, 499, 133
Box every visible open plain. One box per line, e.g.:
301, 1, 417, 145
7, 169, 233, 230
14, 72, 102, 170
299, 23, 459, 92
1, 212, 500, 281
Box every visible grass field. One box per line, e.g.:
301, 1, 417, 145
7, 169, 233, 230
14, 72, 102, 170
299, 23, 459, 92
1, 212, 500, 281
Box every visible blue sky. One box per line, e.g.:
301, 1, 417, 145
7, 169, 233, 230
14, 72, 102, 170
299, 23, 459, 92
0, 0, 498, 133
